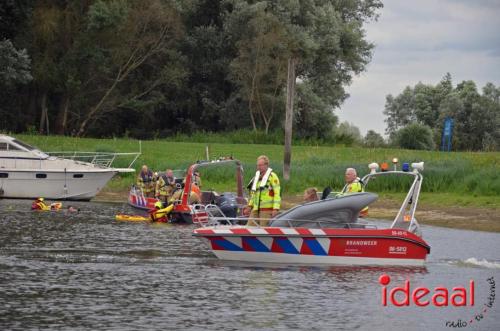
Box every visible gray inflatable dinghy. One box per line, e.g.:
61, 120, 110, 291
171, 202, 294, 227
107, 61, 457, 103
270, 192, 378, 228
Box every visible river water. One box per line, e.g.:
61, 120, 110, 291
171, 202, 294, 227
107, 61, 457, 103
0, 199, 499, 330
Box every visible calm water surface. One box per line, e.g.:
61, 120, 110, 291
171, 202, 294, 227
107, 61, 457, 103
1, 199, 499, 330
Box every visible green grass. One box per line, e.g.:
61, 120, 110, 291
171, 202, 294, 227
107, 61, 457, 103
13, 134, 500, 208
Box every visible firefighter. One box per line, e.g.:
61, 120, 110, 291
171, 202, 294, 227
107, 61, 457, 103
31, 197, 50, 211
156, 169, 176, 203
149, 201, 173, 223
137, 165, 155, 198
243, 155, 281, 226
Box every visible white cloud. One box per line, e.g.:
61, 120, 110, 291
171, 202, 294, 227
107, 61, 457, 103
338, 0, 500, 136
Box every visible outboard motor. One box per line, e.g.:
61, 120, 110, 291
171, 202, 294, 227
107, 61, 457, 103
216, 192, 239, 218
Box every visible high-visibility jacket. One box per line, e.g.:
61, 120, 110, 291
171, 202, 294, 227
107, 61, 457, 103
248, 171, 281, 212
149, 204, 174, 222
341, 180, 363, 194
156, 175, 175, 197
341, 178, 368, 216
137, 170, 154, 193
32, 201, 50, 211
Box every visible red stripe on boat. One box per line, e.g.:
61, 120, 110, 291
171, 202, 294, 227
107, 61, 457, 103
264, 228, 284, 235
296, 228, 313, 236
231, 228, 252, 235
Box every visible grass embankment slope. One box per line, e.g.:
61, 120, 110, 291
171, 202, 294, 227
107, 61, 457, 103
17, 134, 500, 232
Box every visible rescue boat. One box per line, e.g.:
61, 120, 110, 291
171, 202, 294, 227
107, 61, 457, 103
128, 158, 247, 224
193, 162, 431, 266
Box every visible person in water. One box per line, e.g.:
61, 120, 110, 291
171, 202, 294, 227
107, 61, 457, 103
66, 205, 80, 213
149, 201, 173, 223
31, 197, 50, 211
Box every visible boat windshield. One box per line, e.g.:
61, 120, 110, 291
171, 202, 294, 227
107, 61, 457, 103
12, 139, 36, 151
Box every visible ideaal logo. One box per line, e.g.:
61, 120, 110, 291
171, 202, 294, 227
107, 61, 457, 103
378, 274, 496, 328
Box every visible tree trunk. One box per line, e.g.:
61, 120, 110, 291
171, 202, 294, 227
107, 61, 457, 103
55, 93, 70, 135
39, 92, 48, 134
283, 57, 297, 181
76, 78, 119, 137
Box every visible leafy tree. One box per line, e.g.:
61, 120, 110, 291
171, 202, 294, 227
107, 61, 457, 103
364, 130, 385, 147
384, 74, 499, 151
75, 0, 185, 136
0, 39, 32, 87
383, 86, 416, 137
394, 122, 434, 150
294, 82, 337, 141
335, 121, 362, 146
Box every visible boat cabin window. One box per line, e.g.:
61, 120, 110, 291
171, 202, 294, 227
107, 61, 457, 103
0, 142, 7, 150
0, 173, 8, 178
36, 173, 47, 179
12, 139, 36, 151
7, 144, 21, 151
73, 174, 84, 178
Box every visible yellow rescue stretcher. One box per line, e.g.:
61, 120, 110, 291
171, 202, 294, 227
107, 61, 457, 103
115, 214, 150, 222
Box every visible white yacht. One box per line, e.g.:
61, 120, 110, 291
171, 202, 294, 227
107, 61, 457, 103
0, 134, 139, 200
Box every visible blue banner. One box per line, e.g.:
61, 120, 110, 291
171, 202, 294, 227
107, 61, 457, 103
441, 117, 454, 152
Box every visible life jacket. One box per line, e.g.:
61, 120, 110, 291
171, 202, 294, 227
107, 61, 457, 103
248, 168, 281, 212
340, 178, 368, 216
148, 204, 174, 222
140, 170, 154, 183
137, 170, 154, 192
32, 201, 49, 211
157, 175, 175, 196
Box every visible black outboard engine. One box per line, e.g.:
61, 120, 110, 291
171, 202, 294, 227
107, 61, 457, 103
216, 192, 239, 218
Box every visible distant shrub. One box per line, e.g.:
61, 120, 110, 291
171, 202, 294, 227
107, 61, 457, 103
394, 123, 435, 150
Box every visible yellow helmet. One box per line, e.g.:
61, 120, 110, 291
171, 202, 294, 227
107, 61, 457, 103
154, 201, 163, 209
37, 197, 44, 201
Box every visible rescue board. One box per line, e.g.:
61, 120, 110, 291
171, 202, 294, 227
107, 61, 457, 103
115, 214, 150, 222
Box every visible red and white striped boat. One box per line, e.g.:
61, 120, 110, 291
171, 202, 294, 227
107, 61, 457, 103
128, 185, 159, 210
193, 162, 431, 266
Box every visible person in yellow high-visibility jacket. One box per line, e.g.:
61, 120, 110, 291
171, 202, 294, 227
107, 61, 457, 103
244, 155, 281, 226
155, 169, 176, 203
137, 165, 155, 197
340, 167, 368, 217
149, 201, 174, 223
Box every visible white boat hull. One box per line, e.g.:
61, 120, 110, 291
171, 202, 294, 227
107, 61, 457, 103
0, 170, 116, 200
212, 250, 426, 266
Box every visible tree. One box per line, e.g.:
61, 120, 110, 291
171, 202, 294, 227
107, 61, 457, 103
394, 123, 434, 150
364, 130, 385, 147
224, 0, 382, 178
75, 0, 184, 136
335, 121, 362, 146
294, 82, 337, 141
228, 4, 289, 133
383, 86, 416, 137
0, 39, 32, 87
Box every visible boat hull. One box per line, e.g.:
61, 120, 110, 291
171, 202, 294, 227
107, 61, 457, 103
0, 170, 115, 200
128, 187, 159, 210
193, 226, 430, 266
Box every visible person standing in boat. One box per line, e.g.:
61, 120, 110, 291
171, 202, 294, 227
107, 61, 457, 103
244, 155, 281, 226
156, 169, 176, 203
341, 167, 368, 217
137, 165, 155, 197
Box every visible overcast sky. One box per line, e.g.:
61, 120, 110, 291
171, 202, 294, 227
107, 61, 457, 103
337, 0, 500, 136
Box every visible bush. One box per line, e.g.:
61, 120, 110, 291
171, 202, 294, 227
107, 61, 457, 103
394, 123, 435, 150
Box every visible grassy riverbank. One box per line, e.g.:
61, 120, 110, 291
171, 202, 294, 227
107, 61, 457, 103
15, 134, 500, 210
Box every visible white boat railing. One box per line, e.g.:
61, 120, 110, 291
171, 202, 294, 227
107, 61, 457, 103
47, 151, 141, 169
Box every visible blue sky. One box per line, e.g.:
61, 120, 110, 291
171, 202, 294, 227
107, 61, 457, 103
337, 0, 500, 136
